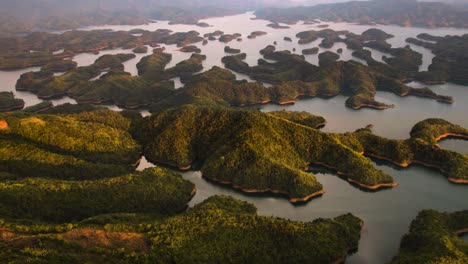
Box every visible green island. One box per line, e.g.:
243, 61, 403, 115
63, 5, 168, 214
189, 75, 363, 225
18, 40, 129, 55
22, 101, 54, 113
267, 22, 290, 29
42, 60, 77, 73
247, 31, 267, 39
0, 167, 195, 222
293, 28, 424, 73
137, 106, 468, 202
407, 33, 468, 85
1, 26, 458, 111
0, 104, 368, 262
224, 46, 241, 54
1, 1, 467, 262
0, 99, 466, 262
0, 92, 24, 112
132, 46, 148, 54
15, 51, 206, 108
0, 195, 363, 263
354, 118, 468, 184
0, 29, 207, 70
390, 210, 468, 263
179, 45, 201, 53
139, 106, 389, 202
302, 47, 319, 55
0, 109, 140, 179
219, 33, 242, 43
220, 47, 451, 109
204, 30, 224, 40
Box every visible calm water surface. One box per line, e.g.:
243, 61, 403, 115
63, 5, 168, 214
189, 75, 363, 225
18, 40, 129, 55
4, 12, 468, 264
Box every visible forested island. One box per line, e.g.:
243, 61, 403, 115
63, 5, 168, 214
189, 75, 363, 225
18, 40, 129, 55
137, 106, 468, 201
391, 210, 468, 263
0, 92, 24, 112
0, 195, 363, 263
1, 104, 466, 262
1, 1, 467, 262
0, 105, 366, 263
407, 33, 468, 85
0, 27, 456, 111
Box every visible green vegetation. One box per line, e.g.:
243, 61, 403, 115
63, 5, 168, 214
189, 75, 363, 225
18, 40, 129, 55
0, 195, 363, 263
390, 210, 468, 264
409, 34, 468, 85
12, 26, 454, 113
260, 45, 276, 55
219, 33, 242, 43
165, 53, 206, 79
22, 101, 53, 113
247, 31, 267, 39
132, 46, 148, 54
179, 45, 201, 53
148, 195, 363, 263
93, 53, 136, 70
15, 51, 201, 108
0, 167, 195, 222
136, 51, 172, 80
318, 51, 340, 67
224, 46, 241, 54
0, 51, 60, 70
302, 47, 319, 55
221, 53, 251, 74
0, 110, 140, 176
267, 22, 290, 29
220, 49, 450, 109
0, 29, 209, 72
16, 65, 101, 99
42, 60, 77, 72
138, 106, 468, 200
139, 105, 395, 202
268, 110, 326, 128
163, 31, 204, 47
204, 30, 224, 40
0, 92, 24, 112
354, 119, 468, 182
296, 29, 347, 47
362, 28, 394, 41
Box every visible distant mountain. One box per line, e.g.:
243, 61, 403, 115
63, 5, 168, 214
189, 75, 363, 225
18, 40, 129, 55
0, 0, 297, 36
1, 0, 466, 37
255, 0, 468, 28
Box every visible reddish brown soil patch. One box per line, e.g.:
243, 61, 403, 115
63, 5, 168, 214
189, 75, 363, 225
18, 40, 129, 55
63, 228, 148, 252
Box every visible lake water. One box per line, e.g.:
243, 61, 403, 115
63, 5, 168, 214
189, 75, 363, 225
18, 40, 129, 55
4, 12, 468, 264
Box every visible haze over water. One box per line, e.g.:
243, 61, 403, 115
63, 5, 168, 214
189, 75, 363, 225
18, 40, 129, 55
2, 12, 468, 264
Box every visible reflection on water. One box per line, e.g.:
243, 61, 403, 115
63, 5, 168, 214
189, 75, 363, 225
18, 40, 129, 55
1, 12, 467, 264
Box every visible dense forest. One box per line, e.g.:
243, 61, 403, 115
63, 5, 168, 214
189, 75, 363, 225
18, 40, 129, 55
0, 27, 460, 112
137, 106, 468, 201
0, 195, 363, 263
390, 210, 468, 263
0, 101, 467, 262
0, 1, 467, 261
